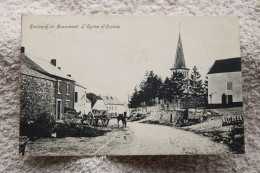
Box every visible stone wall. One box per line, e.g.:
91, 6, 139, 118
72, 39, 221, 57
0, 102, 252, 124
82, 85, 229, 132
21, 74, 55, 119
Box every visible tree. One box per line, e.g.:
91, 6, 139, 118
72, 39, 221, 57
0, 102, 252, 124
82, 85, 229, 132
86, 93, 101, 108
139, 71, 162, 106
128, 87, 140, 108
203, 76, 208, 104
188, 66, 205, 109
189, 66, 204, 97
160, 72, 185, 103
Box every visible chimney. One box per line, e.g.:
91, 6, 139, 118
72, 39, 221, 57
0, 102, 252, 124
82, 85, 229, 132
58, 67, 61, 70
21, 47, 25, 53
51, 59, 56, 66
67, 74, 71, 77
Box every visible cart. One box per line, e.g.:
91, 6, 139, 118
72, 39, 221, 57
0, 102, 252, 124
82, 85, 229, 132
81, 111, 110, 127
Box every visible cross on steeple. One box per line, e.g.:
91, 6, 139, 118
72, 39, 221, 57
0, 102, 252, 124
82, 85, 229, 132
179, 22, 181, 35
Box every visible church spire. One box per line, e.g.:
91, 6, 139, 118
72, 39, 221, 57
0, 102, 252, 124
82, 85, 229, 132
173, 32, 186, 69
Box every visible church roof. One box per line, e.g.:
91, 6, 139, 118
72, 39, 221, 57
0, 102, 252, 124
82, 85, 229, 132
208, 57, 241, 74
172, 34, 187, 69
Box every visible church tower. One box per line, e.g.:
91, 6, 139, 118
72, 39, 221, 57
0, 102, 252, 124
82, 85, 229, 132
170, 31, 189, 79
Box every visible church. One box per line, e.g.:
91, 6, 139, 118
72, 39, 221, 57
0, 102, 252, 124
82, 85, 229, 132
170, 33, 189, 79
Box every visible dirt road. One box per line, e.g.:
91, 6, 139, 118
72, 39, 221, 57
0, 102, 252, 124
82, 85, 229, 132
98, 121, 230, 155
26, 120, 230, 156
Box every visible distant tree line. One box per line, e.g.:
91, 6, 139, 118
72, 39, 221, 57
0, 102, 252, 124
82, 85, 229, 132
128, 66, 208, 108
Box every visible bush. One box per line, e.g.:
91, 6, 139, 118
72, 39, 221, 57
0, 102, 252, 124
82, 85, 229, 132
20, 112, 56, 138
53, 123, 109, 138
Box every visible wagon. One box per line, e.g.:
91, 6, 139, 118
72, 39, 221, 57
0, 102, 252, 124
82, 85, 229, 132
81, 111, 110, 127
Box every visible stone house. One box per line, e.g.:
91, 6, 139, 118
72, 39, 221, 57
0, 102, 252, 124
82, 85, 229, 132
21, 54, 56, 120
207, 57, 243, 107
21, 48, 75, 120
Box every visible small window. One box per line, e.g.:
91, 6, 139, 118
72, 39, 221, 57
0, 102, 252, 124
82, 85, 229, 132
66, 100, 70, 107
57, 81, 61, 94
66, 83, 70, 95
75, 92, 78, 103
227, 82, 233, 90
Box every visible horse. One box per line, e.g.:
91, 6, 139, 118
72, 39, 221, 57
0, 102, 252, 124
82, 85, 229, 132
117, 114, 127, 127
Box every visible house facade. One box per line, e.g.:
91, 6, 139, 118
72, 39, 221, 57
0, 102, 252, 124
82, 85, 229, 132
101, 96, 127, 117
74, 82, 92, 115
208, 57, 243, 107
21, 47, 75, 120
21, 54, 56, 120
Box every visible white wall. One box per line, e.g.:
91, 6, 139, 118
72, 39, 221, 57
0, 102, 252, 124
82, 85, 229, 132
208, 71, 242, 104
74, 85, 88, 114
106, 104, 127, 116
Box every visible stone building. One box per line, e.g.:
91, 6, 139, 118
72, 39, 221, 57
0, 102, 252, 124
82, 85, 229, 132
21, 48, 75, 120
21, 54, 56, 120
207, 57, 243, 107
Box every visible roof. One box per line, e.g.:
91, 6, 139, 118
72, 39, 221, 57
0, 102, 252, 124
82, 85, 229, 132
172, 34, 187, 69
92, 99, 108, 111
101, 96, 124, 105
208, 57, 241, 74
21, 62, 55, 81
22, 53, 74, 81
75, 82, 86, 89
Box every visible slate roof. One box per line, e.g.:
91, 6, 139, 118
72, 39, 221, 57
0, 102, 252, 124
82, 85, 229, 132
22, 53, 74, 81
208, 57, 241, 74
92, 99, 108, 111
101, 96, 124, 105
75, 82, 86, 89
21, 62, 55, 81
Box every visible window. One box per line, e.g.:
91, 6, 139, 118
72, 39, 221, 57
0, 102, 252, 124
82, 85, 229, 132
227, 82, 233, 90
66, 100, 70, 107
57, 81, 61, 94
75, 92, 78, 103
66, 82, 70, 95
115, 106, 117, 110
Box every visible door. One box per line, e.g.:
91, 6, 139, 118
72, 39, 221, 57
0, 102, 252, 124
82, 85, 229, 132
222, 93, 227, 105
57, 100, 61, 120
228, 95, 233, 104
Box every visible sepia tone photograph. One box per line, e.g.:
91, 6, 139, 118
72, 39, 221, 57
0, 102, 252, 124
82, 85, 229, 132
19, 15, 244, 156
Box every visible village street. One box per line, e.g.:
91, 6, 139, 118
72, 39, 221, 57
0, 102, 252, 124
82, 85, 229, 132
26, 119, 229, 156
96, 120, 230, 155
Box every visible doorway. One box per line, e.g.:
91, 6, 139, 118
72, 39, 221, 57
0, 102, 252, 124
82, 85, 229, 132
228, 95, 233, 104
57, 100, 62, 120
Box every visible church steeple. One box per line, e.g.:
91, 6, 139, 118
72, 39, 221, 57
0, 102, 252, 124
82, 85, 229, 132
174, 33, 186, 69
170, 25, 189, 79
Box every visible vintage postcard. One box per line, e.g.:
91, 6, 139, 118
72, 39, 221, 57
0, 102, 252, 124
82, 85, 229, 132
20, 15, 244, 156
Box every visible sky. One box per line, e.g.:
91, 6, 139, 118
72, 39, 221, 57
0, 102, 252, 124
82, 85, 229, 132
21, 15, 241, 103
